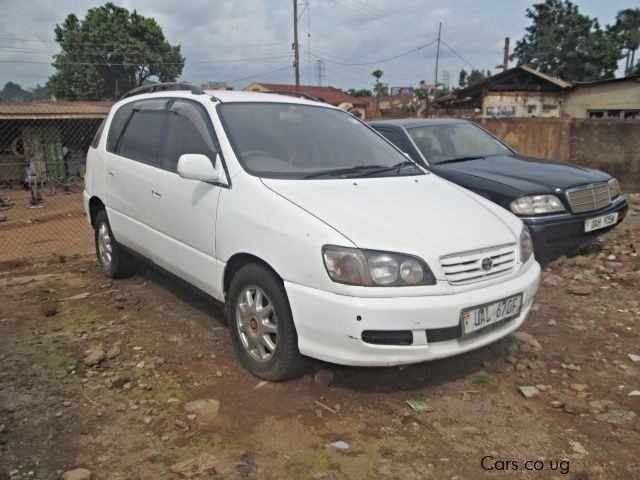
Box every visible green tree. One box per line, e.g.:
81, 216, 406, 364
458, 68, 468, 87
347, 88, 373, 97
511, 0, 621, 81
0, 82, 50, 101
609, 8, 640, 75
372, 69, 387, 95
466, 69, 490, 86
47, 3, 185, 100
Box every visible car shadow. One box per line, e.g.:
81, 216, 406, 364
131, 258, 519, 393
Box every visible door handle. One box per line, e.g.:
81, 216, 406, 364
107, 171, 115, 177
151, 190, 162, 199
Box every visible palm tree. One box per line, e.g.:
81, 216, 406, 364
611, 8, 640, 75
372, 69, 384, 110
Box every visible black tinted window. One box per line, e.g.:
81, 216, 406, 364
377, 128, 410, 152
91, 117, 106, 149
117, 102, 169, 165
106, 103, 134, 152
162, 100, 217, 172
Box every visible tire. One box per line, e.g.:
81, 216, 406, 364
66, 176, 84, 193
227, 263, 309, 381
41, 178, 55, 196
94, 209, 135, 278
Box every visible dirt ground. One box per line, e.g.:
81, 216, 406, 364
0, 188, 93, 264
1, 194, 639, 480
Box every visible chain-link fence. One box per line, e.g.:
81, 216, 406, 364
0, 104, 109, 267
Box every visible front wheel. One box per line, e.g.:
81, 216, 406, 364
227, 263, 309, 381
94, 209, 134, 278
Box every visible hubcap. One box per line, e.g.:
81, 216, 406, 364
235, 286, 277, 362
97, 222, 113, 270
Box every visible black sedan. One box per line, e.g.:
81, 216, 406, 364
370, 118, 628, 253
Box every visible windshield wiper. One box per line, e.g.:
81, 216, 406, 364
357, 160, 420, 177
436, 156, 484, 165
301, 165, 388, 179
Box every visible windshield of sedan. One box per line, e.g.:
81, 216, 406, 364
218, 102, 422, 179
407, 123, 511, 165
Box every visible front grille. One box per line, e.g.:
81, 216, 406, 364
440, 244, 517, 285
566, 183, 611, 213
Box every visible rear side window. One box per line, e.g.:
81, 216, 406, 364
376, 128, 411, 153
162, 100, 217, 172
91, 117, 106, 149
106, 103, 134, 152
114, 99, 170, 165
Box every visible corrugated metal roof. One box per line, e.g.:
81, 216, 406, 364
0, 101, 113, 120
246, 83, 369, 107
518, 65, 573, 89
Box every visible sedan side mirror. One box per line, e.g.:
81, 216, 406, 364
177, 153, 228, 186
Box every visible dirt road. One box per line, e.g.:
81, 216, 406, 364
1, 194, 639, 480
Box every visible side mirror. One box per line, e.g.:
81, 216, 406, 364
177, 153, 228, 186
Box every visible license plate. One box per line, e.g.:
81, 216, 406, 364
584, 212, 618, 232
461, 293, 522, 335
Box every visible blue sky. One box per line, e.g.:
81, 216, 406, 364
0, 0, 636, 91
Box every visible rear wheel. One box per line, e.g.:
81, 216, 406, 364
227, 263, 309, 381
94, 209, 134, 278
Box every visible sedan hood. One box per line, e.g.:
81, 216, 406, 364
432, 154, 609, 194
262, 174, 520, 277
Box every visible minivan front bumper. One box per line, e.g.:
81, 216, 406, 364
285, 260, 541, 366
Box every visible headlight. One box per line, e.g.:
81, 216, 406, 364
322, 245, 435, 286
510, 195, 565, 215
607, 178, 620, 198
519, 226, 534, 263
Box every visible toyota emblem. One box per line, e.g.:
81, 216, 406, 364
481, 257, 493, 271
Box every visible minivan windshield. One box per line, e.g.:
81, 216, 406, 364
218, 102, 422, 179
407, 123, 511, 165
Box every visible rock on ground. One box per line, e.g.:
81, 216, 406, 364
61, 468, 91, 480
183, 399, 220, 426
83, 347, 106, 366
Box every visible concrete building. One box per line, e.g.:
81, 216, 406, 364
436, 65, 640, 120
563, 77, 640, 119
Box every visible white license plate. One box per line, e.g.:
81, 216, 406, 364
461, 293, 522, 335
584, 212, 618, 232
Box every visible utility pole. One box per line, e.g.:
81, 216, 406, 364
434, 22, 441, 117
315, 60, 325, 86
293, 0, 300, 88
502, 37, 510, 71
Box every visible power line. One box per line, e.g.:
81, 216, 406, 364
0, 54, 294, 66
228, 65, 292, 83
440, 39, 476, 69
310, 40, 437, 67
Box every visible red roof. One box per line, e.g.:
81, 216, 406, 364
253, 83, 368, 107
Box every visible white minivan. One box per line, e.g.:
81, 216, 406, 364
84, 84, 540, 380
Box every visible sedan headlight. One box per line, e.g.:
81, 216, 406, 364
519, 226, 534, 263
607, 178, 620, 198
510, 195, 565, 215
322, 245, 436, 286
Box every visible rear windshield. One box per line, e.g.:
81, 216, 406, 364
218, 102, 421, 179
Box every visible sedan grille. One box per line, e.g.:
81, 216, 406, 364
440, 244, 517, 285
566, 183, 611, 213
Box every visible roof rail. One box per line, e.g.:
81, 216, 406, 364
120, 82, 205, 100
265, 91, 323, 103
